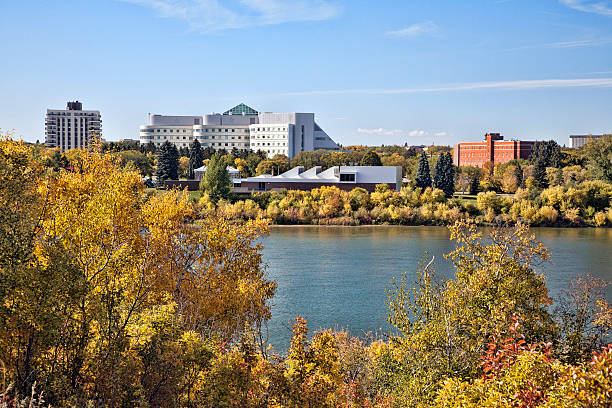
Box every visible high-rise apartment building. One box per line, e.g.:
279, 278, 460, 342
453, 133, 536, 167
139, 103, 340, 159
45, 101, 102, 151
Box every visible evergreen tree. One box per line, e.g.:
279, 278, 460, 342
202, 146, 216, 160
188, 139, 204, 180
514, 162, 524, 188
360, 151, 382, 166
442, 152, 455, 197
415, 152, 432, 189
530, 140, 561, 168
140, 141, 157, 154
155, 141, 179, 183
469, 170, 480, 195
433, 153, 445, 190
532, 158, 548, 188
201, 153, 231, 203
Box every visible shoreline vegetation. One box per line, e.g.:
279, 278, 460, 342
194, 181, 612, 228
1, 135, 611, 406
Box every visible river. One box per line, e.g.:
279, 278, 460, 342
261, 226, 612, 353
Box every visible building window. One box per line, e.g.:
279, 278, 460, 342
340, 174, 356, 182
258, 182, 266, 190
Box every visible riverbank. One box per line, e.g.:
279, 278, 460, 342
198, 181, 612, 229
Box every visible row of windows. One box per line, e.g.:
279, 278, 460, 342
253, 142, 286, 147
48, 112, 98, 117
252, 127, 287, 132
195, 128, 248, 133
251, 134, 287, 140
144, 128, 252, 134
263, 149, 287, 155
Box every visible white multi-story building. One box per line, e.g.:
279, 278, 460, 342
45, 101, 101, 151
569, 134, 607, 149
139, 103, 340, 158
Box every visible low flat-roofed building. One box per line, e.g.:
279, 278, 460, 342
194, 165, 240, 181
238, 166, 402, 193
569, 134, 607, 149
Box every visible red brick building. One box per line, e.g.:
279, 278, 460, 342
453, 133, 535, 168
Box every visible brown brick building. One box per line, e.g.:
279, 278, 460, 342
453, 133, 535, 168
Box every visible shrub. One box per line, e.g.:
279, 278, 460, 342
594, 211, 607, 226
476, 191, 502, 214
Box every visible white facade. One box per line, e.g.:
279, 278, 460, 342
569, 134, 606, 148
45, 101, 101, 151
194, 165, 240, 181
139, 103, 340, 158
242, 165, 402, 191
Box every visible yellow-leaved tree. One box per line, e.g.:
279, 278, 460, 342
0, 136, 275, 406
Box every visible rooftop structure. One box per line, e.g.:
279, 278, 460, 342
238, 165, 402, 193
453, 133, 536, 168
45, 101, 102, 151
139, 103, 340, 159
194, 165, 240, 181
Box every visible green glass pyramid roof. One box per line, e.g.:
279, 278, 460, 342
223, 103, 258, 115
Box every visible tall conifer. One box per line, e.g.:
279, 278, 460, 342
415, 152, 432, 189
155, 141, 179, 183
188, 139, 204, 180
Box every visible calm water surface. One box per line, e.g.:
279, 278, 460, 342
261, 226, 612, 353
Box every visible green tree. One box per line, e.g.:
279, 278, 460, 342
532, 158, 548, 188
530, 140, 562, 168
415, 152, 432, 189
436, 152, 455, 197
514, 162, 524, 188
584, 135, 612, 182
188, 138, 204, 180
155, 141, 179, 182
386, 221, 556, 405
360, 150, 383, 166
117, 149, 154, 176
202, 153, 231, 203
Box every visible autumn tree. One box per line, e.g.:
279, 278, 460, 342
360, 151, 383, 166
386, 221, 555, 405
584, 135, 612, 182
284, 317, 343, 407
0, 137, 276, 405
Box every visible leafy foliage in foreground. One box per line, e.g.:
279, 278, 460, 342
1, 134, 610, 407
0, 135, 275, 406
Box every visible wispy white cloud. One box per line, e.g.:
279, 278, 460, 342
272, 77, 612, 97
386, 21, 439, 38
434, 131, 447, 137
510, 37, 612, 50
119, 0, 341, 31
357, 128, 405, 136
408, 130, 427, 137
560, 0, 612, 15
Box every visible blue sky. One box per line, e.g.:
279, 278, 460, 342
1, 0, 611, 147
